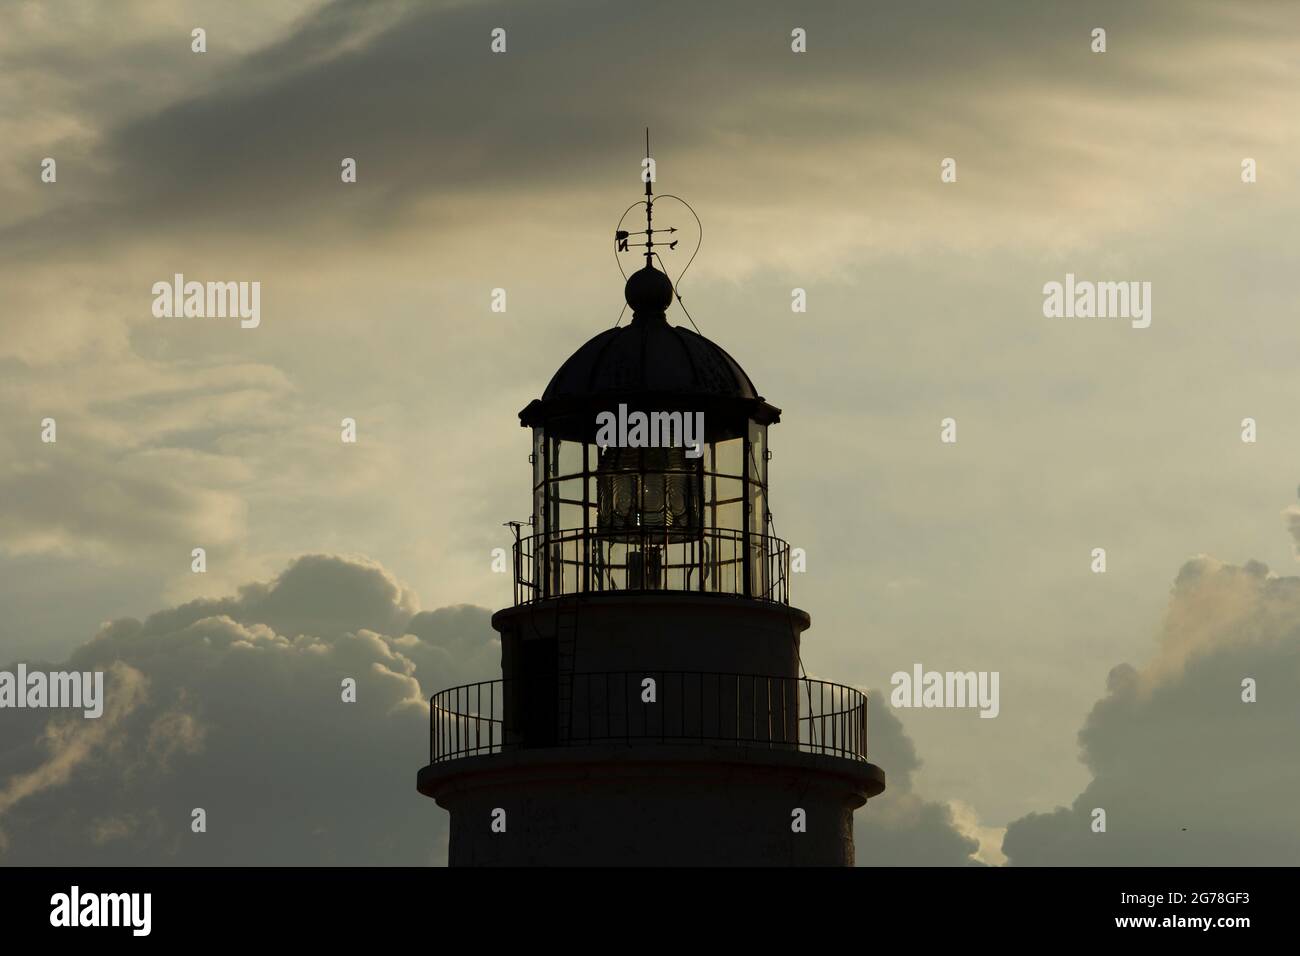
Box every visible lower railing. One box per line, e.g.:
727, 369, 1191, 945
428, 671, 868, 765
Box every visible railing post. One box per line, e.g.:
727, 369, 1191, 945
697, 672, 703, 742
833, 685, 840, 755
820, 681, 826, 754
717, 671, 725, 739
860, 688, 867, 758
766, 677, 772, 746
679, 671, 686, 741
781, 679, 788, 744
734, 673, 740, 741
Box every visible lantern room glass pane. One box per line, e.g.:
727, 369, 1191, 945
709, 437, 743, 479
549, 437, 584, 479
714, 500, 743, 533
748, 422, 767, 492
554, 478, 584, 533
747, 422, 768, 537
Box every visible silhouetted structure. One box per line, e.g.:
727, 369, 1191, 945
417, 156, 884, 865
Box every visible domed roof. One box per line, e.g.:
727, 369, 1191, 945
542, 317, 758, 403
541, 266, 758, 401
519, 265, 781, 434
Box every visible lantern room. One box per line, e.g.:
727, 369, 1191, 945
513, 263, 788, 604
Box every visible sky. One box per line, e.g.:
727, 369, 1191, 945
1, 0, 1299, 865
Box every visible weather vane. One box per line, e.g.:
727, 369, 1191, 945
615, 129, 680, 270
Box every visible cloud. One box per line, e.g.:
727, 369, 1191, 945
947, 800, 1008, 867
854, 693, 983, 866
0, 349, 299, 591
0, 452, 248, 562
0, 553, 497, 864
1002, 554, 1300, 865
1283, 504, 1300, 557
0, 661, 148, 818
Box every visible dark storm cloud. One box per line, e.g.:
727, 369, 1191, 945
1002, 556, 1300, 865
0, 554, 495, 864
7, 0, 1279, 255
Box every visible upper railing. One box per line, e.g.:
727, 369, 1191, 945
512, 527, 790, 606
428, 671, 867, 765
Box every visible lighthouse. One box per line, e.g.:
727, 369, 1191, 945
417, 145, 885, 865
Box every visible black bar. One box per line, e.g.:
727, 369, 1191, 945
0, 867, 1286, 940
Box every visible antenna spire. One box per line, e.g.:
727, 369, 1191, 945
614, 128, 679, 271
644, 128, 654, 268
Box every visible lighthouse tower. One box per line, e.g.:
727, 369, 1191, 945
417, 149, 884, 866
